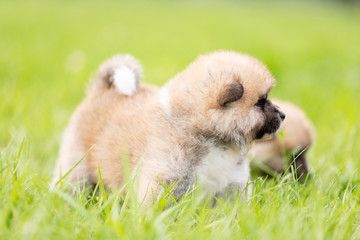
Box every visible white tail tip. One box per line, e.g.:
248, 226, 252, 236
113, 66, 137, 95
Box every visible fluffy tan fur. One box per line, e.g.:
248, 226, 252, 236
54, 51, 284, 204
248, 100, 315, 179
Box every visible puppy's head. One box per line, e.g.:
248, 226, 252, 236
167, 51, 285, 148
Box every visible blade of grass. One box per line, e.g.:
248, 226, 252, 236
54, 145, 94, 187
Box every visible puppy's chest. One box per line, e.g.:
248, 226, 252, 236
195, 146, 249, 194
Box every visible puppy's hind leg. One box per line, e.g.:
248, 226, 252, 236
291, 148, 311, 183
87, 54, 143, 96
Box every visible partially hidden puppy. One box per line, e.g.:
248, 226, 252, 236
248, 100, 315, 181
53, 51, 285, 204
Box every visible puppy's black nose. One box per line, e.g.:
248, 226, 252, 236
279, 111, 286, 121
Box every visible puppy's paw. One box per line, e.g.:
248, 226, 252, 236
88, 54, 142, 95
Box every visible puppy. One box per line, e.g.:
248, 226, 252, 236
248, 100, 315, 181
53, 51, 285, 204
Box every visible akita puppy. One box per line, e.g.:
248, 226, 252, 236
53, 51, 285, 204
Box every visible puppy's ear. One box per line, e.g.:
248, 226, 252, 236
218, 82, 244, 107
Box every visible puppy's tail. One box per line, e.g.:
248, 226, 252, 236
87, 54, 142, 95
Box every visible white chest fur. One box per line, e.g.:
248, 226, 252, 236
196, 145, 250, 195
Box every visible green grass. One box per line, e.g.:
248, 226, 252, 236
1, 1, 360, 239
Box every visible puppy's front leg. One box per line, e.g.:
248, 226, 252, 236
137, 169, 196, 205
215, 182, 252, 202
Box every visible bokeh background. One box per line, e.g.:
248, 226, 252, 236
1, 0, 360, 238
1, 1, 359, 174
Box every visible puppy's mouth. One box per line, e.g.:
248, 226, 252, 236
254, 129, 279, 142
254, 102, 285, 141
254, 116, 283, 141
254, 132, 277, 142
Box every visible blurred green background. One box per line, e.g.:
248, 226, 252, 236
1, 0, 360, 188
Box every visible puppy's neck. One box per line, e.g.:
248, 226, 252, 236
197, 133, 250, 156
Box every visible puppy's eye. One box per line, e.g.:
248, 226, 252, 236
255, 97, 267, 107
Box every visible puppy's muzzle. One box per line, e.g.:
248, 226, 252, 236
255, 103, 285, 140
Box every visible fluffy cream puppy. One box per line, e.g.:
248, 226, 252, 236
53, 51, 285, 204
248, 100, 315, 181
